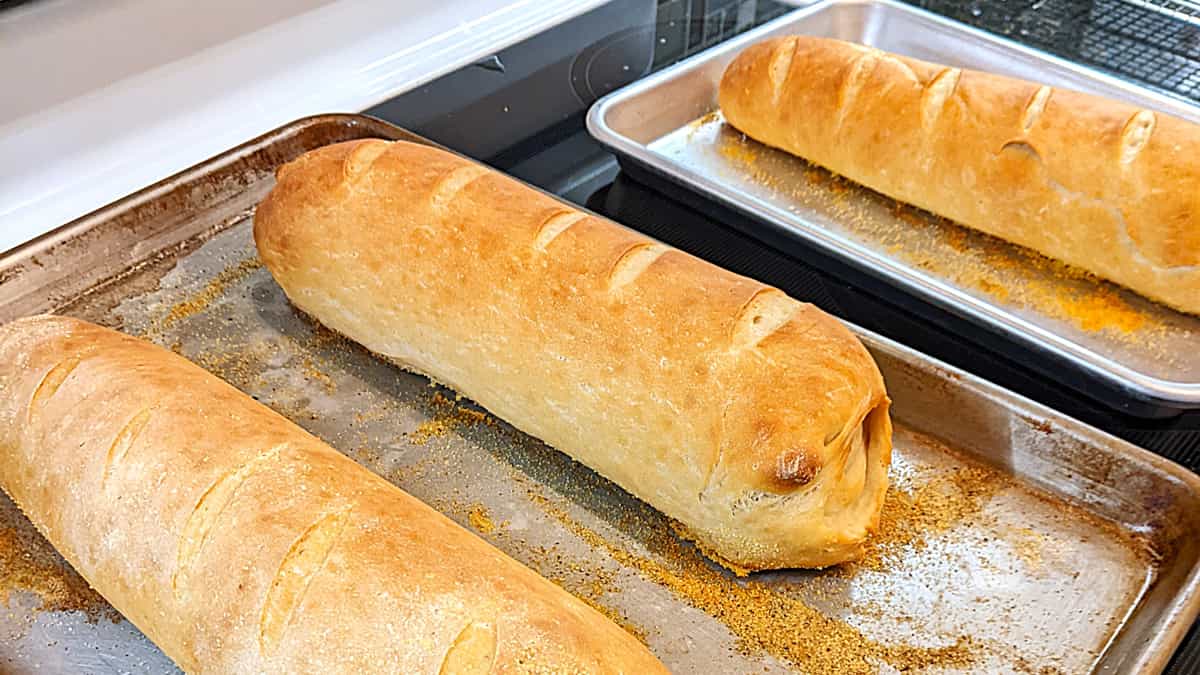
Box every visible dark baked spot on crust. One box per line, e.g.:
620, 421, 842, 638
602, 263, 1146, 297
774, 449, 820, 487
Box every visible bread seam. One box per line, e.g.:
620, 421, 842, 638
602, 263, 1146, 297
995, 139, 1198, 272
698, 394, 733, 502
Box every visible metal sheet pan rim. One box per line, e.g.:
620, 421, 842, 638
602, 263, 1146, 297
0, 113, 377, 264
585, 0, 1200, 408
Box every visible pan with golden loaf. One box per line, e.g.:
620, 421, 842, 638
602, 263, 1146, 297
0, 315, 668, 674
253, 139, 893, 572
718, 35, 1200, 316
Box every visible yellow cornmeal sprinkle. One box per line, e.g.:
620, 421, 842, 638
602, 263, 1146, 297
668, 521, 752, 577
409, 419, 453, 445
526, 491, 977, 674
409, 393, 493, 445
160, 257, 262, 329
301, 358, 336, 394
501, 534, 650, 646
0, 525, 119, 623
545, 561, 649, 646
467, 504, 497, 534
573, 592, 650, 646
686, 111, 722, 139
852, 465, 1009, 572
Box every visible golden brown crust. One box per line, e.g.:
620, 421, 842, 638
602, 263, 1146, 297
719, 36, 1200, 315
253, 139, 893, 570
0, 315, 667, 674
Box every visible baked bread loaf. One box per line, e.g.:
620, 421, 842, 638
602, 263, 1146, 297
0, 315, 667, 674
719, 36, 1200, 316
254, 139, 893, 571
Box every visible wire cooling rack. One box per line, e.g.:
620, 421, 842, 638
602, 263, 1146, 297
906, 0, 1200, 101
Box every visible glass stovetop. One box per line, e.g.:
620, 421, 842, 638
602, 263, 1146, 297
368, 2, 1200, 669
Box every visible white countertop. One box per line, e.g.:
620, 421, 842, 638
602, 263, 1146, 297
0, 0, 607, 254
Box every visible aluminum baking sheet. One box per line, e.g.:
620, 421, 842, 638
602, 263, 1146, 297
586, 0, 1200, 416
1, 115, 1199, 674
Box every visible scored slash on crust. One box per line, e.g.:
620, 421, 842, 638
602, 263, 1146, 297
27, 355, 83, 425
533, 211, 586, 252
430, 165, 489, 219
1120, 110, 1156, 165
172, 443, 288, 594
1021, 85, 1053, 133
920, 67, 961, 137
342, 140, 392, 182
730, 289, 802, 354
768, 37, 799, 106
439, 621, 498, 675
880, 54, 920, 84
607, 242, 670, 292
834, 50, 881, 134
103, 408, 153, 487
259, 507, 351, 654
